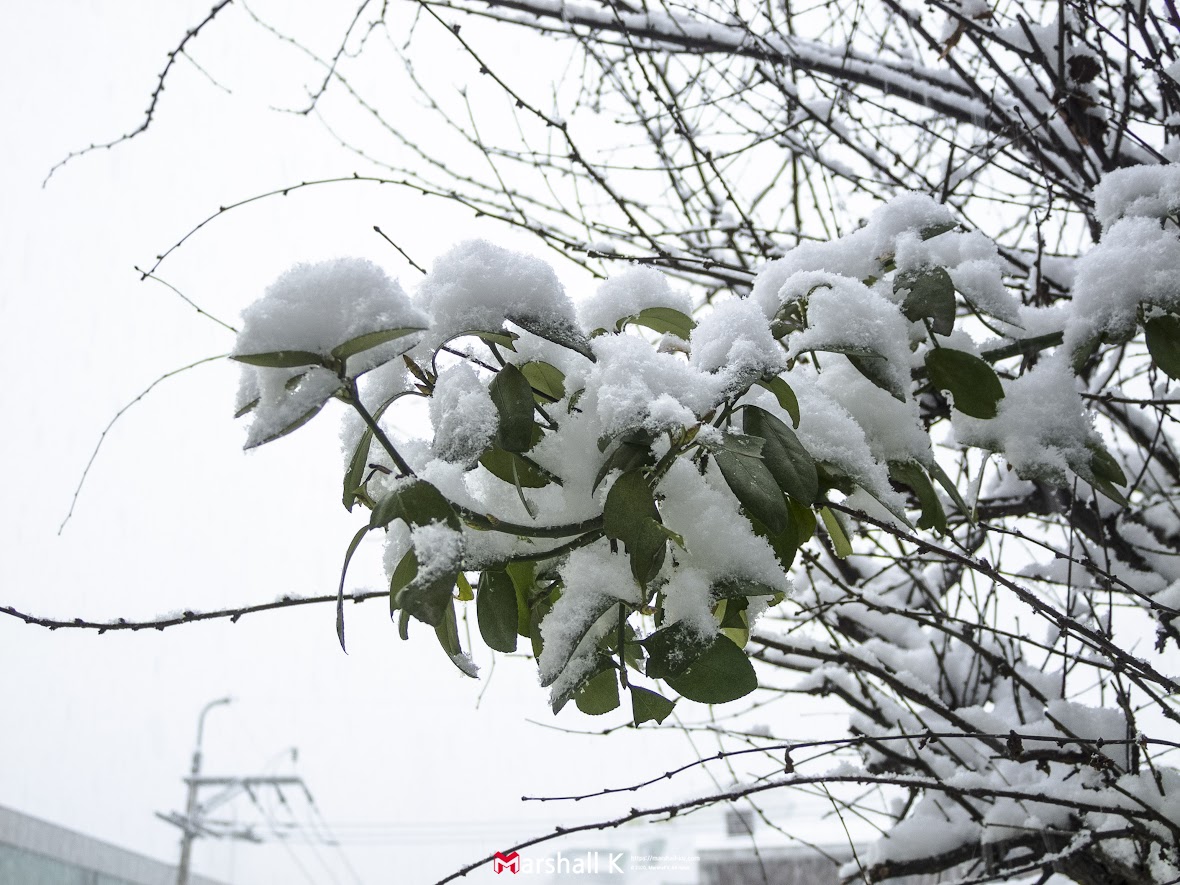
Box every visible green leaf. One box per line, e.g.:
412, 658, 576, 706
746, 497, 813, 572
489, 363, 537, 453
1078, 442, 1129, 506
742, 406, 819, 504
396, 564, 458, 628
664, 635, 758, 704
538, 595, 620, 688
643, 621, 716, 680
479, 447, 557, 489
468, 329, 519, 350
711, 432, 790, 534
819, 506, 853, 558
925, 348, 1004, 419
920, 221, 958, 241
594, 431, 656, 492
343, 428, 374, 512
848, 353, 908, 402
505, 561, 536, 637
574, 666, 621, 715
603, 471, 667, 586
456, 572, 475, 602
477, 569, 519, 653
336, 525, 371, 652
231, 350, 327, 369
510, 315, 595, 361
1145, 314, 1180, 380
388, 549, 418, 618
889, 461, 947, 533
755, 376, 801, 427
926, 459, 971, 521
243, 398, 332, 450
370, 479, 459, 530
620, 307, 697, 341
435, 600, 478, 678
330, 326, 424, 361
895, 266, 955, 336
631, 686, 676, 725
520, 361, 567, 401
717, 596, 750, 648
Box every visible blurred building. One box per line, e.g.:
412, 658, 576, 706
0, 804, 228, 885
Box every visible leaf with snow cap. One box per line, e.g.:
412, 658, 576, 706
479, 447, 558, 489
244, 398, 333, 450
510, 314, 595, 361
489, 363, 537, 453
643, 620, 716, 680
1077, 442, 1129, 506
895, 266, 955, 336
925, 348, 1004, 419
331, 326, 424, 362
539, 595, 620, 689
708, 432, 790, 534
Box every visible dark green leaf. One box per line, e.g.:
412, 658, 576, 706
717, 596, 750, 648
388, 549, 418, 618
331, 326, 424, 361
396, 564, 458, 628
435, 600, 478, 678
1079, 443, 1129, 506
746, 496, 813, 572
643, 621, 716, 680
895, 266, 955, 336
920, 221, 958, 240
1145, 314, 1180, 380
711, 432, 789, 534
574, 666, 621, 715
343, 428, 374, 511
594, 432, 656, 492
889, 460, 947, 533
925, 348, 1004, 419
603, 471, 667, 585
336, 525, 371, 652
231, 350, 327, 369
626, 306, 697, 341
742, 406, 818, 504
370, 479, 459, 530
479, 447, 557, 489
470, 329, 519, 350
505, 561, 536, 637
848, 353, 908, 401
630, 686, 676, 725
712, 578, 780, 599
510, 315, 595, 361
243, 399, 332, 450
927, 459, 972, 520
520, 361, 567, 401
755, 376, 801, 427
477, 569, 519, 653
664, 635, 758, 704
489, 363, 537, 453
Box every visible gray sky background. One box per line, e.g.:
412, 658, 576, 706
1, 4, 860, 882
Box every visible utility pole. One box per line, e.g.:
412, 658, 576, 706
162, 701, 311, 884
175, 697, 232, 885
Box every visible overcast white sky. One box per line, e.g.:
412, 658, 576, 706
0, 4, 862, 882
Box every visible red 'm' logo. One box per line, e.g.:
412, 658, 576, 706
493, 851, 521, 874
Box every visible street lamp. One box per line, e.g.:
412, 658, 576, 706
176, 696, 232, 885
